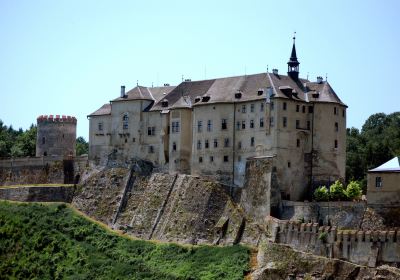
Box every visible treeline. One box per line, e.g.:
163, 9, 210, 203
346, 112, 400, 189
0, 120, 88, 157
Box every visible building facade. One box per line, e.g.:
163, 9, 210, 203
88, 39, 346, 201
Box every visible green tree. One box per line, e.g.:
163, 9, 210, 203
345, 181, 362, 200
76, 137, 89, 156
329, 180, 346, 201
313, 186, 329, 201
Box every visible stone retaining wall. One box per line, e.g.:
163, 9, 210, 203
266, 216, 400, 267
0, 186, 75, 202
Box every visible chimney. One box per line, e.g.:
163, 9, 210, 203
317, 76, 323, 84
120, 85, 126, 98
272, 69, 279, 75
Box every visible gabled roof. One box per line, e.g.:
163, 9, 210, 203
306, 82, 346, 106
112, 85, 175, 102
88, 103, 111, 117
369, 157, 400, 172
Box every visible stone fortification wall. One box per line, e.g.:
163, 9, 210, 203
0, 185, 75, 202
267, 216, 400, 267
0, 156, 88, 186
280, 200, 367, 229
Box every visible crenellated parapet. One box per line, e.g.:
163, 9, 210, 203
37, 115, 77, 124
265, 216, 400, 267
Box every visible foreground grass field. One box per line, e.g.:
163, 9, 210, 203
0, 201, 249, 280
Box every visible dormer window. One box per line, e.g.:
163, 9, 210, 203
257, 89, 264, 96
235, 90, 242, 99
161, 99, 169, 107
194, 96, 201, 103
202, 95, 210, 102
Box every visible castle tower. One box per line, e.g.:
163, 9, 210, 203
287, 34, 300, 80
36, 115, 77, 157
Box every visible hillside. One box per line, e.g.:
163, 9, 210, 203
0, 201, 250, 280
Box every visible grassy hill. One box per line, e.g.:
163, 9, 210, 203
0, 201, 249, 280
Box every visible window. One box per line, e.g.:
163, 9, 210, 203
302, 106, 305, 113
307, 121, 311, 130
238, 141, 242, 149
260, 118, 264, 128
260, 103, 264, 112
242, 105, 246, 113
210, 156, 214, 162
270, 117, 274, 127
214, 139, 218, 148
172, 121, 180, 133
147, 126, 155, 136
125, 138, 128, 143
283, 102, 287, 110
283, 117, 287, 128
335, 122, 338, 132
132, 138, 136, 142
334, 107, 338, 115
221, 119, 227, 130
308, 106, 313, 113
197, 120, 203, 132
224, 155, 229, 162
224, 138, 230, 147
148, 146, 154, 153
271, 101, 274, 110
334, 139, 338, 149
173, 142, 177, 151
238, 156, 242, 162
296, 139, 300, 147
207, 120, 212, 131
42, 137, 46, 145
197, 140, 202, 150
205, 139, 209, 148
241, 120, 246, 129
122, 114, 129, 130
199, 156, 203, 163
236, 121, 241, 130
250, 137, 255, 147
342, 109, 345, 117
250, 120, 254, 128
98, 122, 103, 131
296, 120, 300, 129
376, 177, 382, 188
288, 161, 291, 168
250, 103, 255, 112
296, 105, 299, 112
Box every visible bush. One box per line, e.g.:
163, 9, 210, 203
329, 180, 347, 201
345, 181, 362, 200
313, 186, 329, 201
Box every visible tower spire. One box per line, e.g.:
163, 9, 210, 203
287, 32, 300, 80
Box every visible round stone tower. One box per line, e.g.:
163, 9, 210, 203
36, 115, 77, 157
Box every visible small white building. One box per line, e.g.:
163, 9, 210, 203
367, 157, 400, 206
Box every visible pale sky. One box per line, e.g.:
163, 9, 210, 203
1, 0, 399, 139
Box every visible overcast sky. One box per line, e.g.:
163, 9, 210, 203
1, 0, 399, 139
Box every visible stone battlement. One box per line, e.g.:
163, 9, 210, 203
37, 115, 77, 124
266, 216, 400, 267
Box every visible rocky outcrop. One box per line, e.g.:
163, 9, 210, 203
72, 165, 264, 246
251, 242, 400, 280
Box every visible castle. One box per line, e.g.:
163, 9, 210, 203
88, 38, 346, 201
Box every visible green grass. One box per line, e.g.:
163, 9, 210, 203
0, 201, 250, 280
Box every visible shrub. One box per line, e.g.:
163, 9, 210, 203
345, 181, 362, 200
313, 186, 329, 201
329, 180, 346, 201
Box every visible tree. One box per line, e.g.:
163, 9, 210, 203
76, 137, 89, 156
329, 180, 346, 201
345, 181, 362, 200
313, 186, 329, 201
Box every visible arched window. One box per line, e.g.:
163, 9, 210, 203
122, 114, 129, 130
